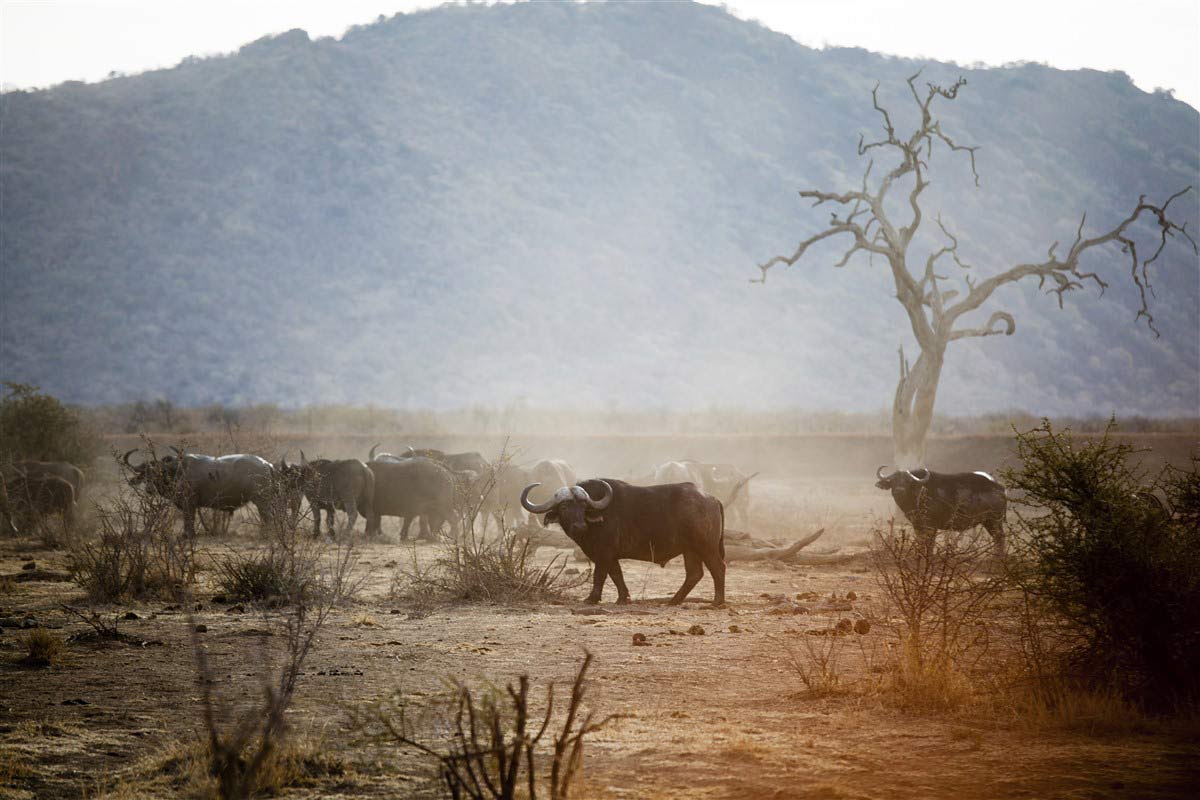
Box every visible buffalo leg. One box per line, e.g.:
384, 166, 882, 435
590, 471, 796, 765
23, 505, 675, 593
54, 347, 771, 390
585, 561, 609, 604
701, 548, 726, 607
607, 560, 632, 604
311, 504, 323, 537
344, 501, 358, 534
183, 506, 197, 539
669, 551, 705, 605
984, 519, 1006, 559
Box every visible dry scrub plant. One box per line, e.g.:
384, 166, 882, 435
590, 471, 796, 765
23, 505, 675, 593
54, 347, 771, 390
398, 445, 585, 604
70, 471, 195, 601
17, 627, 64, 667
1004, 420, 1200, 712
212, 475, 365, 605
189, 601, 333, 800
871, 519, 1005, 709
351, 652, 617, 800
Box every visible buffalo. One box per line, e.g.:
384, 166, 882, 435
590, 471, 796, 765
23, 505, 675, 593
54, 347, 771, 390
366, 457, 458, 540
283, 453, 375, 536
1, 473, 77, 535
122, 448, 276, 537
521, 478, 726, 606
1, 460, 85, 500
488, 458, 577, 531
875, 466, 1007, 556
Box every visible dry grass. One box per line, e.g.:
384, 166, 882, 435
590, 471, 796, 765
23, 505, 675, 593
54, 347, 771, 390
96, 731, 347, 799
0, 746, 35, 783
397, 527, 586, 605
18, 627, 64, 667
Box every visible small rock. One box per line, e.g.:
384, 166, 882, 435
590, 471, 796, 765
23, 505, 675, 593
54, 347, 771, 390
384, 560, 397, 568
211, 595, 227, 604
854, 619, 871, 635
835, 618, 854, 635
194, 624, 208, 633
565, 568, 580, 575
632, 633, 650, 647
687, 625, 705, 636
123, 612, 139, 620
390, 609, 401, 614
846, 591, 857, 601
225, 605, 245, 614
21, 562, 35, 571
728, 624, 742, 633
570, 607, 608, 616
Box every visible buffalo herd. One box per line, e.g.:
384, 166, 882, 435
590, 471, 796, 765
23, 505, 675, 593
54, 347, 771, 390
2, 442, 1020, 605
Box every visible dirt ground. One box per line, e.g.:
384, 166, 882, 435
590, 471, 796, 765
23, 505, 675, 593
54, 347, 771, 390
2, 460, 1199, 798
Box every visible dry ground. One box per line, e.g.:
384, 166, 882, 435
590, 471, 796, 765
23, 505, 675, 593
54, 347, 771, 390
1, 468, 1198, 799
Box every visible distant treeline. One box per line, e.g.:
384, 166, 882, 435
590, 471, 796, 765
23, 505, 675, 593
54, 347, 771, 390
82, 401, 1200, 438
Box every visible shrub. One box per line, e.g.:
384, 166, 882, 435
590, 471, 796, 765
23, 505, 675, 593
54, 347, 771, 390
399, 527, 585, 604
871, 519, 1005, 710
19, 628, 64, 667
1004, 419, 1200, 711
212, 488, 363, 605
0, 382, 101, 467
352, 653, 618, 800
70, 483, 193, 601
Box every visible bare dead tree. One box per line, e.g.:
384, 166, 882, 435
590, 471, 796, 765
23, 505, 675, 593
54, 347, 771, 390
755, 71, 1196, 465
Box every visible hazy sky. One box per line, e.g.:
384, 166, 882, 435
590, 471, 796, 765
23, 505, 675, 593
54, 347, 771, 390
2, 0, 1198, 109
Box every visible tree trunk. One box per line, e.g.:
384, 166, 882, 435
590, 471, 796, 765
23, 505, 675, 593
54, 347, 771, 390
892, 344, 945, 467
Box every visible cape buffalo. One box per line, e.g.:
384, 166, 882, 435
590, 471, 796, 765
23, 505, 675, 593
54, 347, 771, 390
123, 448, 276, 537
683, 461, 756, 530
285, 453, 375, 536
522, 478, 726, 606
1, 461, 85, 499
875, 466, 1007, 556
366, 457, 458, 540
488, 458, 577, 531
1, 473, 77, 534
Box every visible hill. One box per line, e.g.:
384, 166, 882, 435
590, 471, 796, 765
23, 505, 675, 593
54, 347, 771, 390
2, 1, 1197, 415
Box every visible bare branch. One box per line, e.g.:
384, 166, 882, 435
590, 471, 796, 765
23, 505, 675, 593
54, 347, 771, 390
949, 311, 1016, 340
945, 187, 1195, 338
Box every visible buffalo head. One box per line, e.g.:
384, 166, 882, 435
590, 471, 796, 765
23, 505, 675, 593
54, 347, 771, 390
520, 480, 613, 538
122, 448, 182, 492
875, 465, 930, 491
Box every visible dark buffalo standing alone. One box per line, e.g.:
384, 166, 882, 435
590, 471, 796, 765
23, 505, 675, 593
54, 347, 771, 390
875, 466, 1007, 556
367, 457, 458, 540
521, 478, 726, 606
284, 453, 375, 536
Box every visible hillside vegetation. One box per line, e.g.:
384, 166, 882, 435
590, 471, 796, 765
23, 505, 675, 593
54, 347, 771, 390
2, 1, 1197, 414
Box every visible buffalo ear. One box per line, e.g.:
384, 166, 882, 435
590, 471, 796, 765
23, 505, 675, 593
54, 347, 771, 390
543, 510, 559, 527
585, 511, 605, 525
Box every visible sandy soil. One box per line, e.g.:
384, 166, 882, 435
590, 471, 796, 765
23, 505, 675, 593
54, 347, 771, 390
1, 474, 1198, 799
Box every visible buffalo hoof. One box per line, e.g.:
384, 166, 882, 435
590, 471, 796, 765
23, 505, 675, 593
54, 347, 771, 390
615, 597, 631, 606
583, 596, 601, 605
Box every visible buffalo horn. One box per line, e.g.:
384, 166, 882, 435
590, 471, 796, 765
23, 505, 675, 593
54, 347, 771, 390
369, 443, 379, 462
584, 480, 613, 510
121, 449, 139, 469
907, 468, 931, 483
519, 483, 559, 514
406, 446, 416, 457
876, 465, 889, 480
300, 450, 308, 467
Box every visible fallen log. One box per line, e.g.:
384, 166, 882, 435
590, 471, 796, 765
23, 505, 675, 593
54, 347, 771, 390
725, 528, 824, 562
